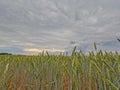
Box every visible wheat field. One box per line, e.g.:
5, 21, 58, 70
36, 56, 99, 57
0, 47, 120, 90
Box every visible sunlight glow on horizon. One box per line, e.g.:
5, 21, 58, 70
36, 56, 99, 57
24, 48, 65, 53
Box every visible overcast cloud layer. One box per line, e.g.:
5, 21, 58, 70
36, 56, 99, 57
0, 0, 120, 54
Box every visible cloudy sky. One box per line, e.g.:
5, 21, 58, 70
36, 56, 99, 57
0, 0, 120, 54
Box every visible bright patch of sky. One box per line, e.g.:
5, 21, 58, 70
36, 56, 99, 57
0, 0, 120, 54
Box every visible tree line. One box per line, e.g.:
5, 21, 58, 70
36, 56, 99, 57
0, 53, 12, 55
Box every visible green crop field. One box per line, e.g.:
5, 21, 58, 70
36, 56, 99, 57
0, 46, 120, 90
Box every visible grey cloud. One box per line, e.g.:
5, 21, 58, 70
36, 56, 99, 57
0, 0, 120, 54
0, 46, 24, 54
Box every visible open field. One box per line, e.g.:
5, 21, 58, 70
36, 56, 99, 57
0, 48, 120, 90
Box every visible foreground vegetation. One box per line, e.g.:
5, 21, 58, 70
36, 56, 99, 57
0, 48, 120, 90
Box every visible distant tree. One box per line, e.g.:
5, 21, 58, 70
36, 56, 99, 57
117, 38, 120, 42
